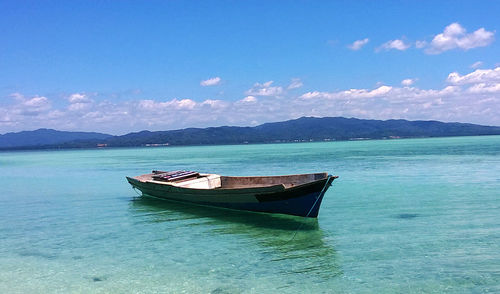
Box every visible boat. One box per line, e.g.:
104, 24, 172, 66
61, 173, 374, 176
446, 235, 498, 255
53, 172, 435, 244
126, 170, 338, 218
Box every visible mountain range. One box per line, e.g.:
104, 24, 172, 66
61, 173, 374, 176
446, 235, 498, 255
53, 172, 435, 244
1, 117, 499, 150
0, 128, 112, 149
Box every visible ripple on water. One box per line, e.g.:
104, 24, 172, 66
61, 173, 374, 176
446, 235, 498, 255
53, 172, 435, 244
396, 213, 420, 219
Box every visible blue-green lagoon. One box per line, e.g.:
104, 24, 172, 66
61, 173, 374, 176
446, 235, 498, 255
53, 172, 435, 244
1, 136, 499, 293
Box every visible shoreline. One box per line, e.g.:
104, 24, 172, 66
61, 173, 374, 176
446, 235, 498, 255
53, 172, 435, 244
1, 134, 499, 153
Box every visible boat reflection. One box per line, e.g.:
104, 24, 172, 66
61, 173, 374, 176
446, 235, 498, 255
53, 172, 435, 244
130, 197, 342, 279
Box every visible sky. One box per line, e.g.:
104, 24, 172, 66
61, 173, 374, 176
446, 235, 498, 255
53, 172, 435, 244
1, 0, 499, 135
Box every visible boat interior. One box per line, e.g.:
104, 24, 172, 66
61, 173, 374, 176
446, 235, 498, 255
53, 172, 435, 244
134, 170, 330, 190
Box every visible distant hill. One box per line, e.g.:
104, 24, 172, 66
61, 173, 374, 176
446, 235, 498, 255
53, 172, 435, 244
0, 128, 112, 148
1, 117, 500, 150
100, 117, 500, 147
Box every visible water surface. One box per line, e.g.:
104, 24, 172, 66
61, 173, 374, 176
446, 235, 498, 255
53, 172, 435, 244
1, 136, 499, 293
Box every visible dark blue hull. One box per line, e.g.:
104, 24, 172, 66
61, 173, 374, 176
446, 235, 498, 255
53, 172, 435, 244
206, 191, 326, 217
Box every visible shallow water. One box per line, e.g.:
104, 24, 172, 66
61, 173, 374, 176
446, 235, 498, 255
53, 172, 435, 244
1, 136, 499, 293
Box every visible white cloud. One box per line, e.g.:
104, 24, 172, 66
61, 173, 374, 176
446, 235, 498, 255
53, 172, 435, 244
0, 94, 53, 129
401, 78, 417, 86
348, 38, 369, 50
67, 93, 93, 112
301, 85, 393, 99
68, 93, 90, 103
138, 98, 197, 111
300, 91, 322, 99
13, 95, 52, 116
202, 99, 225, 108
240, 96, 257, 103
467, 83, 500, 94
423, 23, 495, 54
200, 77, 221, 86
176, 99, 197, 109
344, 85, 393, 98
287, 78, 303, 90
447, 67, 500, 85
22, 96, 49, 108
378, 39, 411, 51
245, 81, 284, 96
68, 103, 91, 112
470, 61, 483, 69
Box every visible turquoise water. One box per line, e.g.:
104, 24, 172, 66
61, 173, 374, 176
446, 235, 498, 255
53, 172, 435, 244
1, 136, 499, 293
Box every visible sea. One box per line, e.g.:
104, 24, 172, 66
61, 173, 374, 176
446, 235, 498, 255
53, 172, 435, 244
0, 136, 499, 293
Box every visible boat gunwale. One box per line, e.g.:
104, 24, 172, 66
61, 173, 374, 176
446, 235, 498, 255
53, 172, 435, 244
127, 172, 336, 194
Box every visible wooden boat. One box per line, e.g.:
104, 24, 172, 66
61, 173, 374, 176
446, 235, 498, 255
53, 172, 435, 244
127, 170, 338, 218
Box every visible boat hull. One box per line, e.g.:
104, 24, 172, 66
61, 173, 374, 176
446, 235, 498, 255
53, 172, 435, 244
126, 175, 335, 217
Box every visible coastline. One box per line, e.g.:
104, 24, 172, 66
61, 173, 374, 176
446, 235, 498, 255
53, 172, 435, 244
1, 134, 499, 153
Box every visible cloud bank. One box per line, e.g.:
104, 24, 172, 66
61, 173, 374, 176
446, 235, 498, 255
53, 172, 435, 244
1, 67, 499, 134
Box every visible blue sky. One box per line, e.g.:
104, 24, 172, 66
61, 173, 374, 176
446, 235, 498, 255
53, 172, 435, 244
1, 0, 499, 134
